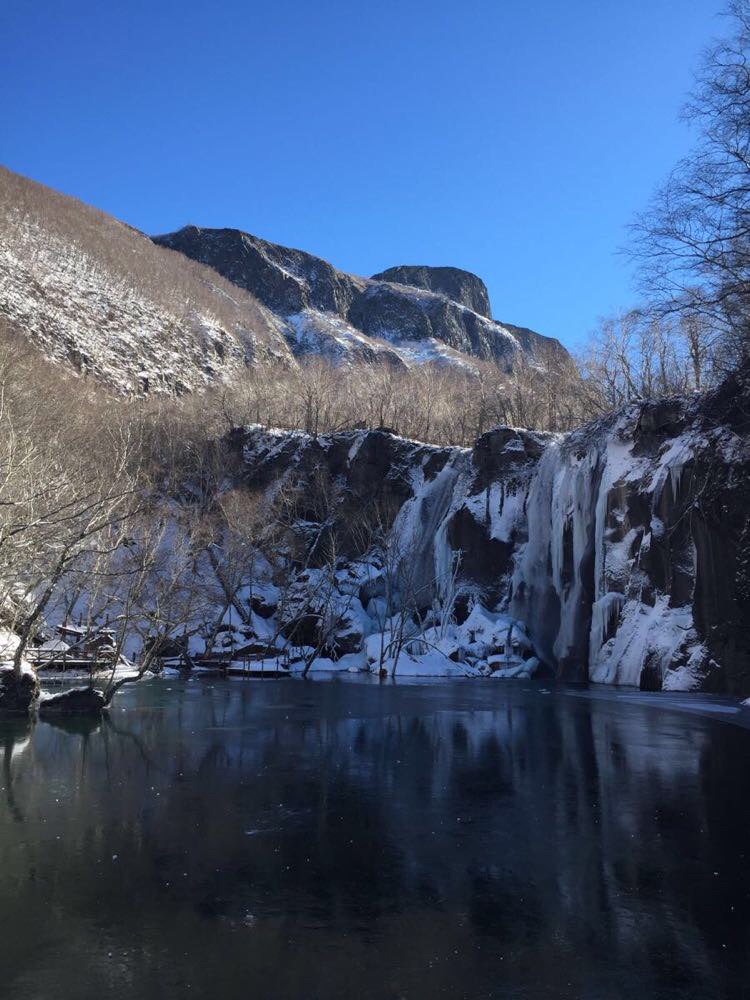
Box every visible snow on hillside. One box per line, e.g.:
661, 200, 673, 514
351, 279, 523, 360
282, 278, 529, 371
285, 310, 406, 365
0, 168, 294, 393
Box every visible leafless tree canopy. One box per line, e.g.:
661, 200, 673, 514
629, 0, 750, 368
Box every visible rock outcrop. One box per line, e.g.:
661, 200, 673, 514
153, 226, 569, 370
371, 265, 492, 319
0, 665, 39, 714
38, 686, 106, 716
155, 226, 363, 318
239, 364, 750, 695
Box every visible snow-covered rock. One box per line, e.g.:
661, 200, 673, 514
238, 364, 750, 694
38, 685, 105, 716
510, 383, 750, 693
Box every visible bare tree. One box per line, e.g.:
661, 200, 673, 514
99, 509, 212, 704
0, 342, 144, 680
630, 1, 750, 368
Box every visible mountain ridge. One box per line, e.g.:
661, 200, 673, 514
0, 166, 570, 394
153, 224, 570, 371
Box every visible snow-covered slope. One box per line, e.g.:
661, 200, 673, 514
0, 168, 294, 392
153, 225, 570, 372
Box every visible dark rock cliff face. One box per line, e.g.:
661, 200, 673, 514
371, 265, 492, 319
153, 226, 363, 318
152, 226, 569, 369
239, 365, 750, 694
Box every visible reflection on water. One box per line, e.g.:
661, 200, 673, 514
1, 678, 749, 1000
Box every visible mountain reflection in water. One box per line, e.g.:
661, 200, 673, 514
1, 678, 749, 1000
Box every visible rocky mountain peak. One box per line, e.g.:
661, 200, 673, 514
370, 265, 492, 319
154, 225, 363, 318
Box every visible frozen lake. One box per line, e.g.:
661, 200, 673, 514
1, 676, 749, 999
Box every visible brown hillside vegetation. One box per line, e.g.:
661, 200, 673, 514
0, 164, 726, 443
0, 166, 293, 393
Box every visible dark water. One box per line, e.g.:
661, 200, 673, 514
1, 678, 749, 1000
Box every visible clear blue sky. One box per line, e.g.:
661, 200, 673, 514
1, 0, 723, 349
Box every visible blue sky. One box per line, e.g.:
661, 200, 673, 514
2, 0, 723, 349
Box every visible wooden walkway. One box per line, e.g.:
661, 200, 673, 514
29, 644, 291, 680
194, 654, 290, 679
28, 650, 116, 672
